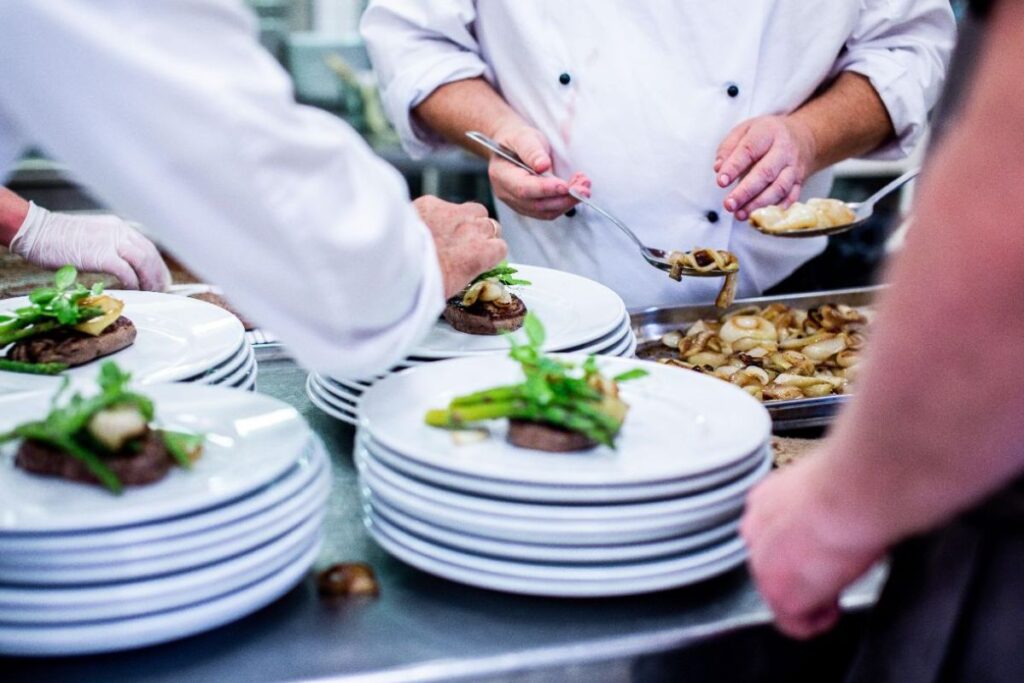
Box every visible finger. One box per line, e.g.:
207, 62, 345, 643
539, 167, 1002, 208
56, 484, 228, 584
460, 202, 489, 219
530, 196, 579, 214
508, 128, 553, 174
103, 254, 141, 290
491, 163, 569, 200
127, 232, 171, 292
776, 603, 841, 640
718, 128, 773, 188
715, 121, 753, 174
724, 149, 789, 214
470, 238, 508, 275
735, 167, 798, 221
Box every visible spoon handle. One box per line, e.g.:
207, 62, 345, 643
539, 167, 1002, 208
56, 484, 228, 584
466, 132, 658, 259
466, 132, 541, 177
862, 167, 921, 210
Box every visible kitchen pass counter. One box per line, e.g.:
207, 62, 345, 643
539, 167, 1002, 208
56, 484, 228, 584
1, 352, 883, 683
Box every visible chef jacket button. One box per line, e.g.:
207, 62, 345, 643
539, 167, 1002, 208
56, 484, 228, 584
726, 83, 740, 98
566, 208, 577, 217
559, 72, 572, 86
706, 210, 720, 224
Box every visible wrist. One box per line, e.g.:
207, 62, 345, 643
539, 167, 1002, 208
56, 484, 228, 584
799, 449, 897, 561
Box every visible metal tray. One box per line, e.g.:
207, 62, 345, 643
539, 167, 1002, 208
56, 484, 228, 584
630, 286, 882, 431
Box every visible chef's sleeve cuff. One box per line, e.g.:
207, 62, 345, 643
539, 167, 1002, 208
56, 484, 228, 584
381, 52, 491, 159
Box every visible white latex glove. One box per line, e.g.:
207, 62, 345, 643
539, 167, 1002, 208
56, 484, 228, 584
9, 203, 170, 291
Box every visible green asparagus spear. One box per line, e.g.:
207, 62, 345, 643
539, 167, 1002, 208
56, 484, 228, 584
0, 359, 69, 375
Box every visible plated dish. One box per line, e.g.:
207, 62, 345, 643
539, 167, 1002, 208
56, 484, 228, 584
0, 266, 133, 375
0, 362, 203, 493
640, 302, 869, 402
443, 262, 530, 336
426, 315, 646, 452
750, 198, 855, 234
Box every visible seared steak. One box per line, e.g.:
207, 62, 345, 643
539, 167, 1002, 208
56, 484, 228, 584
7, 316, 136, 367
15, 430, 174, 488
507, 419, 597, 452
443, 295, 527, 336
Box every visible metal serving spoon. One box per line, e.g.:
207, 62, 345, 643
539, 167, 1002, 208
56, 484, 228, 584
466, 131, 732, 278
751, 167, 921, 239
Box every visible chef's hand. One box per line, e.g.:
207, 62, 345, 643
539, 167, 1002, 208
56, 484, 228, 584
9, 203, 170, 291
414, 196, 508, 299
488, 121, 591, 221
741, 454, 888, 640
715, 115, 817, 221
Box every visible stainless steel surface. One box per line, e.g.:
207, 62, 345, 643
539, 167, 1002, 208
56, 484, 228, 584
751, 168, 920, 239
1, 355, 883, 682
632, 286, 882, 431
466, 132, 725, 279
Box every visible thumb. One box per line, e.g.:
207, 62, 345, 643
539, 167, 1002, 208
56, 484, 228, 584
511, 129, 552, 174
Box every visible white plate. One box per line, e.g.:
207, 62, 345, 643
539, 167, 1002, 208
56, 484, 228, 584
369, 511, 744, 581
0, 510, 323, 621
193, 343, 252, 385
0, 465, 329, 583
360, 459, 755, 545
0, 533, 321, 656
0, 383, 312, 532
0, 291, 245, 391
411, 265, 625, 359
305, 375, 358, 426
315, 375, 361, 406
0, 436, 327, 554
361, 355, 771, 487
320, 328, 634, 405
230, 368, 258, 392
359, 445, 769, 522
361, 432, 766, 503
369, 516, 745, 598
203, 350, 256, 387
370, 496, 740, 564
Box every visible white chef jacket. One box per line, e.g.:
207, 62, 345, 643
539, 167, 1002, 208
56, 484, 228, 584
0, 0, 444, 379
362, 0, 955, 308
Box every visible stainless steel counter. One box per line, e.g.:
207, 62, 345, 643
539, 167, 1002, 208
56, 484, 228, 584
1, 353, 884, 682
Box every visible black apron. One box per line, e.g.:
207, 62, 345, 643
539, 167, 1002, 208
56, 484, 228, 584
845, 3, 1024, 681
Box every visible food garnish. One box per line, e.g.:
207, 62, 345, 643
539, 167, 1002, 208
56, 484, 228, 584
640, 303, 867, 402
0, 266, 108, 347
426, 314, 647, 450
0, 362, 203, 493
750, 198, 855, 234
1, 266, 135, 369
0, 359, 69, 375
667, 248, 740, 309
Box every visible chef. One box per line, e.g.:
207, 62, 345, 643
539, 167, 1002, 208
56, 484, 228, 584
0, 187, 170, 291
0, 1, 506, 379
743, 2, 1024, 679
361, 1, 956, 308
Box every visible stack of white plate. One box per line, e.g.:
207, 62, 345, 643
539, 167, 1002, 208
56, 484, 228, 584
0, 384, 329, 656
354, 354, 772, 597
307, 265, 635, 426
0, 291, 255, 394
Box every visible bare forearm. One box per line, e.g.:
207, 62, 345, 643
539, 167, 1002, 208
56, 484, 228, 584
0, 187, 30, 246
414, 78, 529, 156
815, 1, 1024, 547
790, 72, 896, 174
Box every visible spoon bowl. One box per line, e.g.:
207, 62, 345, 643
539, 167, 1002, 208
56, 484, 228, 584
751, 168, 920, 239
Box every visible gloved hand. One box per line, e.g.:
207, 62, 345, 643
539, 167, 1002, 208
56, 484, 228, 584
9, 203, 170, 291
